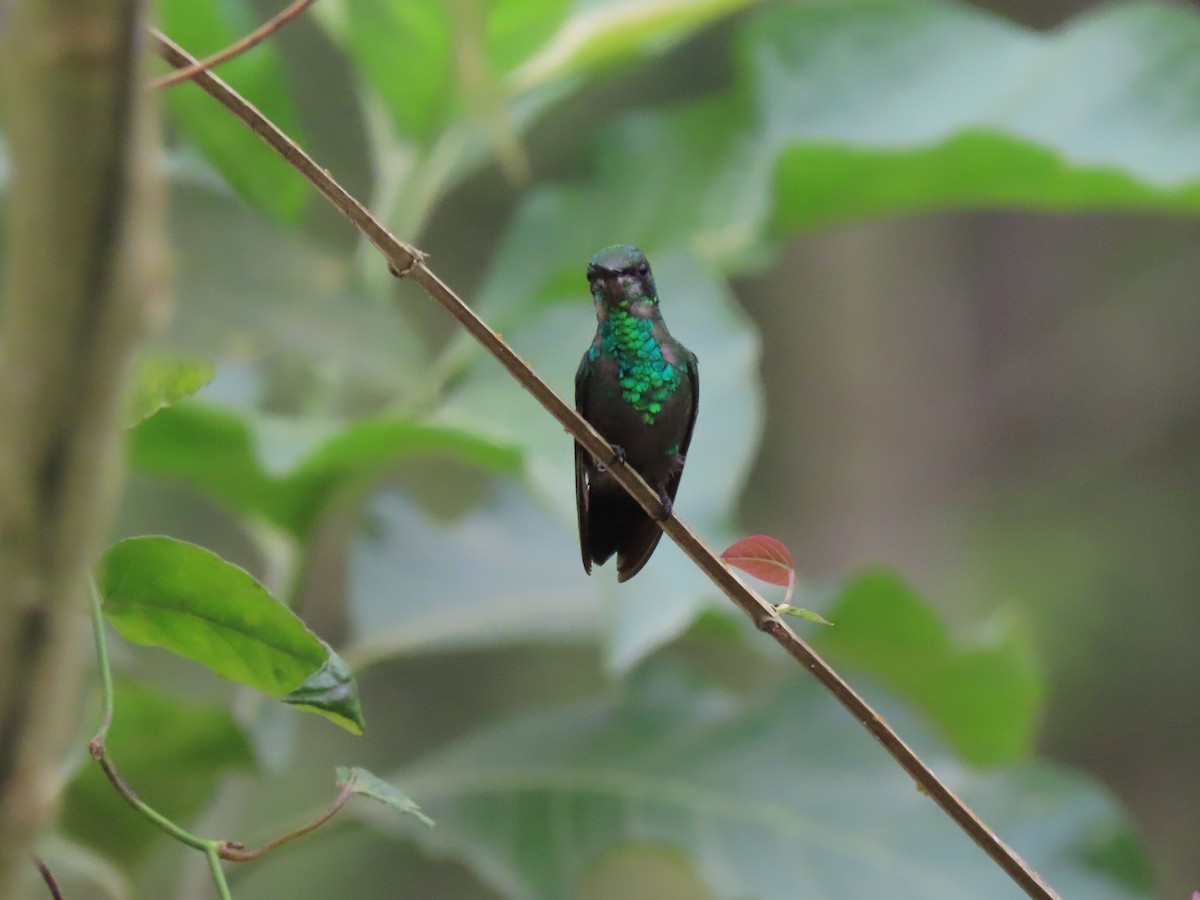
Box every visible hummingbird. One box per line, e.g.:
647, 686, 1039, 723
575, 245, 699, 582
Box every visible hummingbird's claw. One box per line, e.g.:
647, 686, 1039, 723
596, 444, 626, 474
655, 490, 673, 522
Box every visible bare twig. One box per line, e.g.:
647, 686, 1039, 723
218, 780, 355, 861
152, 29, 419, 276
91, 727, 354, 867
150, 31, 1061, 900
150, 0, 318, 91
33, 857, 63, 900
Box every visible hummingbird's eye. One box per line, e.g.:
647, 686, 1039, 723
636, 262, 649, 276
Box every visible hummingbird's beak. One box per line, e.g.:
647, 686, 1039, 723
599, 272, 619, 290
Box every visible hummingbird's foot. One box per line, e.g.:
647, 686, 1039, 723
609, 444, 627, 466
595, 445, 625, 474
597, 444, 626, 472
655, 490, 673, 522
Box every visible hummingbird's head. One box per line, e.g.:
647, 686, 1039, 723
587, 245, 657, 312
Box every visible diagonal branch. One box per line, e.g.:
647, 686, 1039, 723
33, 857, 63, 900
150, 0, 318, 91
150, 31, 1060, 900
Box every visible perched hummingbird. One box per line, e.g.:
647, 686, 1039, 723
575, 245, 699, 582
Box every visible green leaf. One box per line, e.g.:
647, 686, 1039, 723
61, 678, 255, 863
334, 0, 455, 139
314, 0, 765, 246
477, 1, 1200, 284
485, 0, 572, 77
507, 0, 762, 93
157, 0, 308, 221
750, 0, 1200, 232
775, 604, 832, 626
336, 766, 434, 828
361, 665, 1149, 899
125, 354, 215, 426
129, 402, 282, 525
129, 402, 520, 538
97, 536, 364, 734
285, 653, 366, 736
815, 569, 1043, 766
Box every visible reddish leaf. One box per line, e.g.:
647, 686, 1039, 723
721, 534, 803, 610
721, 534, 794, 587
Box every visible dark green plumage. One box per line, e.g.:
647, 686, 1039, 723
575, 245, 699, 582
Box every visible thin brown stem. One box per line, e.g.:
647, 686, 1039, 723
150, 0, 318, 91
218, 780, 355, 862
33, 857, 63, 900
150, 31, 1061, 900
152, 29, 418, 276
91, 733, 352, 871
88, 741, 213, 853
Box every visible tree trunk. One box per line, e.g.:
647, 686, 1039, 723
0, 0, 163, 894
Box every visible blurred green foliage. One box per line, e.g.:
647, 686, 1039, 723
5, 0, 1199, 895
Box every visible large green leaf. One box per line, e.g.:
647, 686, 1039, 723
165, 182, 427, 388
320, 0, 762, 232
130, 401, 520, 538
473, 0, 1200, 283
506, 0, 761, 93
347, 483, 597, 667
334, 0, 455, 140
485, 0, 572, 77
815, 569, 1043, 766
756, 0, 1200, 231
360, 666, 1151, 899
156, 0, 308, 221
98, 536, 364, 734
62, 678, 255, 863
329, 0, 759, 132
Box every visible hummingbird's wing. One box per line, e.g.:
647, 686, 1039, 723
614, 350, 699, 582
677, 350, 700, 469
574, 355, 593, 575
658, 349, 700, 509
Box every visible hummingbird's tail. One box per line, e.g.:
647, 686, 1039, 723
586, 481, 664, 582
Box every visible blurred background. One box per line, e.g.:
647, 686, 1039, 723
432, 0, 1200, 888
4, 0, 1198, 896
